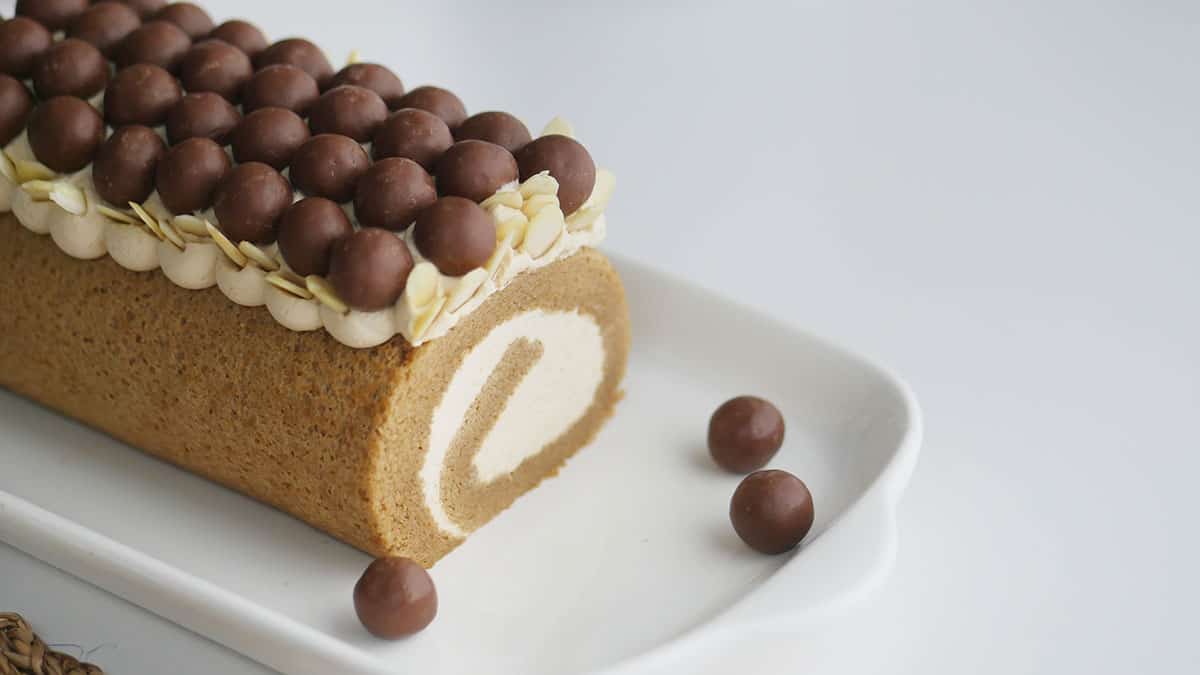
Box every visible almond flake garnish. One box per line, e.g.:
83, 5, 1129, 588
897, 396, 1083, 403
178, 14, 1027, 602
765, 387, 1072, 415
205, 220, 248, 267
265, 269, 312, 299
129, 201, 166, 240
20, 180, 55, 201
411, 294, 447, 341
518, 171, 558, 199
173, 214, 210, 237
238, 241, 280, 271
522, 203, 565, 259
97, 204, 137, 225
48, 182, 87, 215
306, 275, 349, 314
445, 267, 488, 312
14, 159, 55, 183
404, 261, 440, 311
521, 193, 558, 220
486, 231, 515, 281
480, 189, 522, 210
0, 151, 16, 183
541, 116, 575, 139
566, 167, 616, 230
491, 204, 528, 247
158, 216, 186, 250
346, 49, 362, 65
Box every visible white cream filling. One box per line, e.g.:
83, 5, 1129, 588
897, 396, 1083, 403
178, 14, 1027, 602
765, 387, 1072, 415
105, 222, 161, 271
419, 309, 607, 538
320, 305, 395, 348
158, 239, 219, 289
264, 284, 323, 331
215, 256, 267, 306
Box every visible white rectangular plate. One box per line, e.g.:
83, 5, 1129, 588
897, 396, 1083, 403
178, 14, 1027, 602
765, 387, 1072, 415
0, 255, 921, 675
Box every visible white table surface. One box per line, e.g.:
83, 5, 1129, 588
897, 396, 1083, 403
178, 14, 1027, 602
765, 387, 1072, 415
3, 0, 1198, 673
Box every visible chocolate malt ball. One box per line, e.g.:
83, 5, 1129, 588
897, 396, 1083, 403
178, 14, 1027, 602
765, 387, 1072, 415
208, 19, 268, 59
165, 91, 241, 145
353, 157, 437, 231
308, 85, 388, 142
0, 17, 53, 78
152, 2, 213, 40
329, 63, 404, 109
435, 140, 517, 203
0, 75, 35, 146
413, 196, 495, 276
353, 557, 437, 639
179, 38, 253, 102
116, 20, 192, 73
394, 85, 467, 129
371, 108, 453, 171
230, 106, 310, 169
213, 162, 292, 244
277, 197, 354, 276
115, 0, 167, 20
707, 396, 785, 473
105, 63, 183, 127
289, 133, 369, 203
32, 38, 110, 100
15, 0, 89, 31
255, 38, 333, 88
68, 2, 143, 57
328, 229, 414, 311
729, 470, 814, 555
154, 136, 231, 213
516, 134, 596, 215
93, 125, 168, 205
454, 111, 531, 154
241, 64, 319, 115
27, 96, 105, 172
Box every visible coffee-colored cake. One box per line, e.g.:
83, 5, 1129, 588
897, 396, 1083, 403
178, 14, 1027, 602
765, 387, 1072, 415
0, 1, 628, 566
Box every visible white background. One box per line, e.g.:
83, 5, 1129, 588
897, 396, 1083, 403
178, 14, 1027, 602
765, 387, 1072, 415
3, 0, 1198, 672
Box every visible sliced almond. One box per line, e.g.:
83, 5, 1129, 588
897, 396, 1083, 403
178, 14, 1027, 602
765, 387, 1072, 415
158, 216, 186, 250
566, 168, 616, 230
347, 49, 362, 65
445, 267, 488, 312
522, 203, 565, 259
129, 201, 165, 240
97, 204, 137, 225
480, 189, 522, 210
14, 159, 55, 183
404, 261, 441, 311
20, 180, 55, 201
265, 269, 312, 299
306, 275, 349, 314
205, 220, 247, 267
0, 151, 16, 184
486, 231, 515, 280
521, 193, 559, 220
518, 171, 558, 199
490, 204, 529, 246
238, 241, 280, 271
541, 116, 575, 139
411, 294, 447, 341
173, 214, 210, 237
49, 182, 87, 215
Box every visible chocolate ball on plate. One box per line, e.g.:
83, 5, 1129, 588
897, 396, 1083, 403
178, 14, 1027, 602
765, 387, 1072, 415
152, 2, 212, 40
454, 111, 531, 154
329, 63, 405, 109
27, 96, 105, 173
208, 19, 268, 59
241, 64, 319, 115
105, 63, 183, 127
115, 0, 166, 20
92, 125, 168, 205
707, 396, 785, 474
435, 140, 518, 203
68, 2, 143, 57
413, 196, 495, 277
230, 106, 310, 169
354, 157, 437, 231
289, 133, 369, 203
0, 75, 35, 146
32, 38, 110, 100
0, 17, 53, 78
394, 85, 467, 129
180, 39, 253, 102
277, 196, 354, 276
154, 136, 231, 213
213, 161, 292, 244
516, 134, 596, 215
729, 470, 814, 555
165, 91, 241, 145
328, 228, 414, 311
371, 108, 453, 172
116, 20, 192, 73
15, 0, 89, 31
353, 557, 437, 639
255, 38, 333, 88
308, 85, 388, 142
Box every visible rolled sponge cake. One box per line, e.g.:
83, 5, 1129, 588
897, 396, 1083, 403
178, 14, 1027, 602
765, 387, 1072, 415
0, 214, 629, 566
